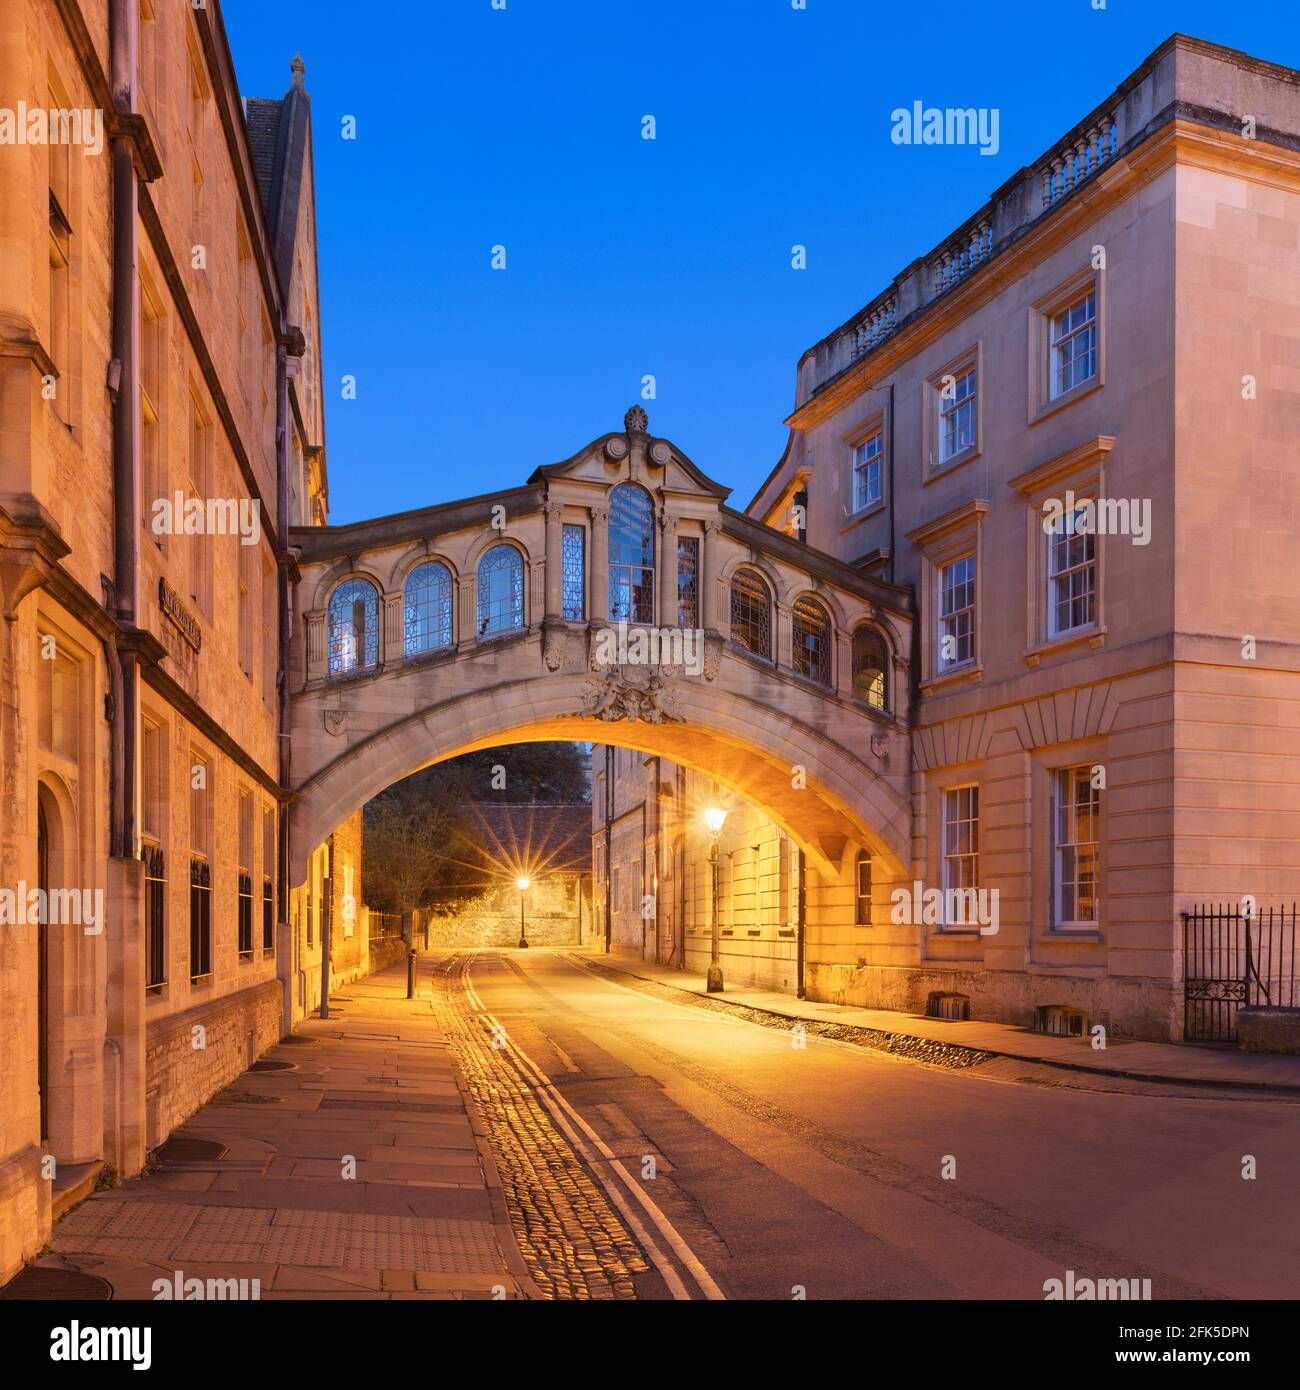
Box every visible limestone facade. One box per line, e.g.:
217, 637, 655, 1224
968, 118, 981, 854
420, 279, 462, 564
0, 0, 339, 1283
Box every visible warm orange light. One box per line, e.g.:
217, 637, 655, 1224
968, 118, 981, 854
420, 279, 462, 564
704, 807, 727, 836
516, 876, 530, 891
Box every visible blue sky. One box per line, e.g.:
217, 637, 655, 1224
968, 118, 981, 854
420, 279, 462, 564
223, 0, 1298, 525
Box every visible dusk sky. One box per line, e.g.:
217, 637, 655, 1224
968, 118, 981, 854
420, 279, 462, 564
224, 0, 1298, 525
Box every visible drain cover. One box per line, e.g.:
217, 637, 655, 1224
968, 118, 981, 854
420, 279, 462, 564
0, 1267, 113, 1300
157, 1136, 228, 1164
279, 1035, 314, 1045
249, 1059, 295, 1072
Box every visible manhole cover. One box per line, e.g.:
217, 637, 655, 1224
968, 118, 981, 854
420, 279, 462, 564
249, 1060, 295, 1072
0, 1267, 113, 1300
156, 1136, 229, 1164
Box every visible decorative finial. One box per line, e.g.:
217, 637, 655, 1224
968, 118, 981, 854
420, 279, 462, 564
624, 405, 648, 435
290, 54, 306, 86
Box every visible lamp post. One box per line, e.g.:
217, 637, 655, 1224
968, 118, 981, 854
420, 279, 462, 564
704, 806, 727, 992
516, 876, 530, 949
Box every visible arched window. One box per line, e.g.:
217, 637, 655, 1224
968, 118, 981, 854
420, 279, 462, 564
793, 597, 831, 686
477, 545, 524, 637
856, 850, 873, 926
852, 627, 889, 710
608, 483, 655, 624
404, 562, 454, 657
730, 569, 771, 659
328, 579, 379, 676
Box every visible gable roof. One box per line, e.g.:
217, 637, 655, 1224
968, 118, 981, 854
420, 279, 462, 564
243, 56, 313, 289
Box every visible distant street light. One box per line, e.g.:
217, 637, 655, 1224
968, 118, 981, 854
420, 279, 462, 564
705, 807, 728, 992
517, 876, 531, 949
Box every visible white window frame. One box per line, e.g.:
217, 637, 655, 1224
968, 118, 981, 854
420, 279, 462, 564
940, 785, 979, 930
939, 367, 977, 463
1046, 503, 1097, 638
939, 554, 976, 671
1053, 765, 1100, 929
1050, 291, 1097, 399
852, 430, 883, 512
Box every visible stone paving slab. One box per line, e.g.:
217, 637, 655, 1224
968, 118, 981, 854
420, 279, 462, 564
33, 960, 539, 1300
579, 949, 1300, 1090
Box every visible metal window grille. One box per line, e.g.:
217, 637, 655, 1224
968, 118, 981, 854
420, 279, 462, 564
403, 561, 454, 656
144, 843, 166, 991
189, 857, 211, 979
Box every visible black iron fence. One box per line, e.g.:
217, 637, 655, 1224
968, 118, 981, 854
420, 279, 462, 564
1182, 903, 1299, 1043
189, 858, 211, 981
143, 843, 166, 992
369, 911, 404, 940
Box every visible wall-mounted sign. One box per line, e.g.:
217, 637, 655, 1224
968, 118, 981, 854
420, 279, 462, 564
158, 577, 202, 652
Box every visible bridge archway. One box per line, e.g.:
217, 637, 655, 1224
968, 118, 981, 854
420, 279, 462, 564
286, 408, 916, 891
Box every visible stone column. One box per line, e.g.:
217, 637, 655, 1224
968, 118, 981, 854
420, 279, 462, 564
305, 609, 326, 682
381, 590, 402, 665
702, 519, 721, 632
590, 505, 609, 625
657, 511, 677, 628
543, 501, 564, 621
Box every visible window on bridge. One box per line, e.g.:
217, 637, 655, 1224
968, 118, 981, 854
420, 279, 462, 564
404, 561, 454, 657
477, 545, 525, 637
328, 579, 380, 676
609, 482, 655, 624
793, 597, 832, 687
852, 626, 890, 711
730, 569, 772, 661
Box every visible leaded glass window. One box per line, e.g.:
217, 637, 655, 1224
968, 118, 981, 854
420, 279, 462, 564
793, 597, 831, 687
404, 561, 453, 658
477, 545, 524, 637
852, 627, 889, 710
730, 570, 771, 659
608, 483, 655, 624
328, 578, 379, 676
562, 524, 585, 621
677, 537, 699, 629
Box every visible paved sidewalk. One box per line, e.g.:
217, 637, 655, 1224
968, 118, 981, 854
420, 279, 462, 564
35, 960, 538, 1300
576, 950, 1300, 1092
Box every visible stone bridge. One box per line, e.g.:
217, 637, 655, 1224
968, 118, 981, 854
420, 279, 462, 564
286, 409, 914, 887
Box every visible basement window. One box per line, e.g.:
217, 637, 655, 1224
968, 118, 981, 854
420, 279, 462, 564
926, 991, 970, 1021
1036, 1004, 1088, 1037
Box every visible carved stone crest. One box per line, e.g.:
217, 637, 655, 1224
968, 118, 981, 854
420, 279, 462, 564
583, 669, 680, 724
542, 623, 569, 672
624, 404, 649, 435
324, 709, 349, 737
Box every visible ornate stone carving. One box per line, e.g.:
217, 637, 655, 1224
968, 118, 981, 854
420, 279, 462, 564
648, 439, 670, 466
583, 668, 680, 724
324, 709, 349, 737
701, 632, 724, 681
542, 622, 569, 671
604, 437, 629, 462
624, 404, 649, 435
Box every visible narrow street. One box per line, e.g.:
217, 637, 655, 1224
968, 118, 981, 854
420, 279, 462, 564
436, 948, 1300, 1302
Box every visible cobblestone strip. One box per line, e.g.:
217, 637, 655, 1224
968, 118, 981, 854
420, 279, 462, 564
431, 955, 649, 1300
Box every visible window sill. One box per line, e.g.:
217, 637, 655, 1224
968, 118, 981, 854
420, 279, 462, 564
840, 498, 886, 533
1024, 624, 1106, 667
920, 661, 984, 694
1030, 374, 1102, 427
1037, 928, 1104, 944
925, 443, 980, 484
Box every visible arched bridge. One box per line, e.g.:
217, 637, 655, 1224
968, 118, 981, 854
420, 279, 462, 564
286, 409, 915, 887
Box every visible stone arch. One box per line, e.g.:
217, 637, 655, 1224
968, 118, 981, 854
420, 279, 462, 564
850, 619, 894, 712
462, 528, 532, 574
310, 560, 387, 616
289, 670, 911, 890
392, 545, 461, 590
474, 541, 529, 638
788, 582, 850, 633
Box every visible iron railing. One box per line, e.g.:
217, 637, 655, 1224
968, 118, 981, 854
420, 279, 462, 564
1182, 903, 1299, 1043
144, 843, 166, 992
189, 858, 211, 981
238, 871, 254, 957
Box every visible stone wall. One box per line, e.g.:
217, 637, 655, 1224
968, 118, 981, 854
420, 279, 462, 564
424, 876, 591, 949
144, 979, 283, 1152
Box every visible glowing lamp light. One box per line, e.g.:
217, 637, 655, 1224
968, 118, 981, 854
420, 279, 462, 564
516, 876, 531, 891
704, 807, 728, 836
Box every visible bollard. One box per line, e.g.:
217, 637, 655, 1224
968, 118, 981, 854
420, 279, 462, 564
407, 948, 417, 1000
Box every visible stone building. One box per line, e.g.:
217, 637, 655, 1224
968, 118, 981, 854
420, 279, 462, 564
421, 803, 593, 949
596, 34, 1300, 1040
0, 0, 356, 1284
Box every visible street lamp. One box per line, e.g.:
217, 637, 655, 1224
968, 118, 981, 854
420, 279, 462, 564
516, 876, 530, 949
704, 806, 728, 992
